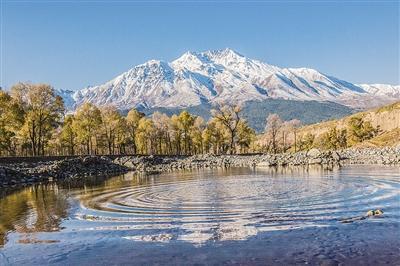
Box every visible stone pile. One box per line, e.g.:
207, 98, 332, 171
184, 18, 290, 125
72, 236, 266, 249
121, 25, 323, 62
1, 146, 398, 189
114, 147, 399, 174
0, 156, 128, 189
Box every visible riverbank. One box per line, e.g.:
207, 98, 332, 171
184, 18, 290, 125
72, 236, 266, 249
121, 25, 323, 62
114, 146, 400, 172
0, 156, 128, 189
0, 146, 399, 189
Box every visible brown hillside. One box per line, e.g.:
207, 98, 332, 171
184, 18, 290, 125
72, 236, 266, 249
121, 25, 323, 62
297, 101, 400, 146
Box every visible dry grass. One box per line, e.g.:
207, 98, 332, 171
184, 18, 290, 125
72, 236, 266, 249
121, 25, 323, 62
353, 128, 400, 148
296, 102, 400, 147
375, 101, 400, 114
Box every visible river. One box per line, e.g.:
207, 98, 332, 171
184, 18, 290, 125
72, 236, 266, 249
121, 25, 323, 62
0, 165, 399, 265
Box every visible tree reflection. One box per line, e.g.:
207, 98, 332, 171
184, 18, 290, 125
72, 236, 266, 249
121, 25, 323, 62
0, 184, 69, 246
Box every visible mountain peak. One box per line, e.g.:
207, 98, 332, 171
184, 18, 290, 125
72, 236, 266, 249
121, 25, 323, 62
203, 48, 244, 60
172, 48, 245, 66
66, 48, 400, 111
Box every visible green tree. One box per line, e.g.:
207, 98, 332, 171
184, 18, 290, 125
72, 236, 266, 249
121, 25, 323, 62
348, 116, 377, 144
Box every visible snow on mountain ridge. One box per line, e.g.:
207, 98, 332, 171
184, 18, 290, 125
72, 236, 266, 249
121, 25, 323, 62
357, 84, 400, 98
66, 48, 400, 110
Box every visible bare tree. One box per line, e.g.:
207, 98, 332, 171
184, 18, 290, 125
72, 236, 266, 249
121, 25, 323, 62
288, 119, 302, 152
265, 113, 282, 154
211, 103, 242, 154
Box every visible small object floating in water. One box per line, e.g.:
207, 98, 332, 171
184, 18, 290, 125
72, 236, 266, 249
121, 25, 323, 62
366, 209, 384, 217
340, 209, 384, 223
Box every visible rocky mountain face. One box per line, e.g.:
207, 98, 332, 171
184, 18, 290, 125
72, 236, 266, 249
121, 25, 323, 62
60, 48, 400, 110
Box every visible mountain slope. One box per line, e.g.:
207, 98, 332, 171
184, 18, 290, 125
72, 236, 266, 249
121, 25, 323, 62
64, 48, 400, 110
297, 101, 400, 147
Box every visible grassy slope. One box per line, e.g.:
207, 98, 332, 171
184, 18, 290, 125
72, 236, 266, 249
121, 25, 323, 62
298, 101, 400, 147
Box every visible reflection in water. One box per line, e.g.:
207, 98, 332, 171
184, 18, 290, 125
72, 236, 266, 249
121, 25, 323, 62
73, 165, 399, 244
0, 165, 399, 248
0, 184, 69, 246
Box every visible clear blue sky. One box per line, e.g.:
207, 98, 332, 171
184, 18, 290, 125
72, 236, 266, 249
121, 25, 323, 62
1, 1, 399, 90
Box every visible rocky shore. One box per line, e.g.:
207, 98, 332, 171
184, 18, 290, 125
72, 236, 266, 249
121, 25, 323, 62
0, 156, 128, 189
114, 146, 400, 173
1, 146, 399, 189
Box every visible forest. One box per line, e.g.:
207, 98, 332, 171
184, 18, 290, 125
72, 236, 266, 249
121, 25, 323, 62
0, 83, 378, 157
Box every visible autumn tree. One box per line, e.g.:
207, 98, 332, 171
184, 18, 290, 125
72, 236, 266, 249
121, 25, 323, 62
170, 114, 182, 154
298, 133, 315, 151
152, 112, 171, 154
136, 117, 155, 154
203, 118, 228, 154
126, 108, 145, 154
236, 120, 255, 153
100, 106, 124, 154
191, 116, 205, 154
114, 117, 129, 154
11, 83, 64, 156
177, 111, 195, 155
72, 103, 102, 154
0, 89, 24, 155
317, 127, 347, 150
59, 115, 76, 155
211, 104, 242, 154
288, 119, 302, 152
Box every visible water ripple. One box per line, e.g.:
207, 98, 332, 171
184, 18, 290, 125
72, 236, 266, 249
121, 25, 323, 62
72, 166, 400, 244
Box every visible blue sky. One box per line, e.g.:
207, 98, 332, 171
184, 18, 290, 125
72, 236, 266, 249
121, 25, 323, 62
1, 1, 399, 90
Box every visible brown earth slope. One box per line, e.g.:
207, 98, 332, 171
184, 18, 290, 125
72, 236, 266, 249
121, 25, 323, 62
297, 101, 400, 147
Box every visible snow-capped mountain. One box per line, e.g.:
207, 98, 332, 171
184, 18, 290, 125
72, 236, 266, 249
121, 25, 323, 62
357, 84, 400, 98
64, 48, 400, 110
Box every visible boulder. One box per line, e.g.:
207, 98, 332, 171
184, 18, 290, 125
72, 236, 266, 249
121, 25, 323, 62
308, 158, 322, 164
307, 148, 321, 158
331, 151, 340, 161
257, 161, 275, 167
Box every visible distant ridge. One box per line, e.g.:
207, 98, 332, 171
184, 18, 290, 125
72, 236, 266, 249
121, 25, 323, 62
59, 48, 400, 110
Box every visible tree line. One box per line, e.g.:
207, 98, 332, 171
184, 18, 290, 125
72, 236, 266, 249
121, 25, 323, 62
259, 113, 378, 153
0, 83, 378, 157
0, 83, 257, 156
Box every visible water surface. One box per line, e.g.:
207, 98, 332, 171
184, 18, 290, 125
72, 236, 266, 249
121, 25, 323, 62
1, 165, 399, 265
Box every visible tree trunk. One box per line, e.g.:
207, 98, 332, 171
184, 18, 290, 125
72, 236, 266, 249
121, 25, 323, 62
230, 130, 235, 155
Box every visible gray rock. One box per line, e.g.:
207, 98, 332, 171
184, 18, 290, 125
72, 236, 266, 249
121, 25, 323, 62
307, 148, 322, 158
309, 158, 323, 164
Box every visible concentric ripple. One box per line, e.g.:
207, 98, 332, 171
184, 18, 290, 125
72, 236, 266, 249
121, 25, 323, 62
73, 166, 400, 244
